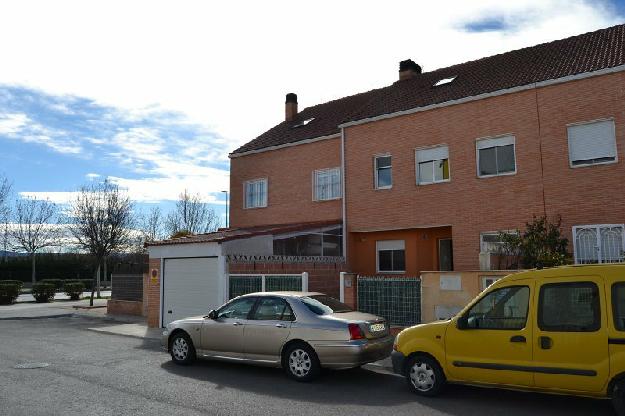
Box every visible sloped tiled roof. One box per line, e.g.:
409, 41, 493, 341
145, 220, 341, 247
231, 24, 625, 156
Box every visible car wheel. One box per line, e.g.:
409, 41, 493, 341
170, 332, 196, 365
283, 343, 320, 382
405, 355, 445, 396
612, 380, 625, 416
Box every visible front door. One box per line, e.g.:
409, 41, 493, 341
445, 280, 534, 387
201, 297, 257, 357
532, 277, 609, 393
438, 239, 453, 271
243, 297, 294, 362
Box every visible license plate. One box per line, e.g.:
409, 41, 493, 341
369, 323, 385, 332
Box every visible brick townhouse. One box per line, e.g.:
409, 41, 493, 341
229, 23, 625, 276
145, 24, 625, 327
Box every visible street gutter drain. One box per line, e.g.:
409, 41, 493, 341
14, 362, 49, 369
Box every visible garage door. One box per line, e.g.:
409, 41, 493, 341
162, 257, 220, 327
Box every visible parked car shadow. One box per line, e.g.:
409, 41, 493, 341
160, 359, 612, 415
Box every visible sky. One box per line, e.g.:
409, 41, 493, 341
0, 0, 624, 227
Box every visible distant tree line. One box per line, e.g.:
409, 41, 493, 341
0, 174, 221, 298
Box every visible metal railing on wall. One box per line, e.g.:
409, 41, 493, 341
227, 273, 308, 300
357, 276, 421, 327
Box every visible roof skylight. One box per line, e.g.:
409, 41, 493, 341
292, 117, 315, 128
434, 76, 457, 87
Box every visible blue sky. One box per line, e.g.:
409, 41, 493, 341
0, 0, 623, 229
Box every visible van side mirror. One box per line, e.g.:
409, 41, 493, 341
456, 316, 468, 330
208, 310, 217, 319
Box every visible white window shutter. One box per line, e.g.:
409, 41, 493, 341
567, 120, 617, 163
416, 145, 449, 162
376, 240, 405, 250
476, 135, 515, 150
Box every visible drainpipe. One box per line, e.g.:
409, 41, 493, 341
341, 127, 347, 261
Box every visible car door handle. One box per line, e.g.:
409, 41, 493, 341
539, 336, 553, 349
510, 335, 526, 343
275, 323, 287, 328
167, 310, 172, 314
233, 322, 242, 326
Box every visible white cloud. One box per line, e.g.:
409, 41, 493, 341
18, 191, 80, 204
0, 1, 619, 151
85, 173, 100, 180
0, 113, 28, 135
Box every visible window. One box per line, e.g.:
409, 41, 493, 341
377, 240, 405, 273
251, 297, 295, 321
300, 295, 352, 315
465, 286, 530, 330
538, 282, 600, 332
217, 297, 257, 320
416, 146, 450, 184
481, 276, 502, 290
573, 225, 624, 264
612, 283, 625, 331
272, 226, 343, 257
567, 119, 617, 167
374, 155, 392, 189
313, 168, 341, 201
480, 231, 517, 254
476, 135, 516, 177
244, 178, 267, 209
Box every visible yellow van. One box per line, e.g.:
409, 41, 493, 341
391, 265, 625, 414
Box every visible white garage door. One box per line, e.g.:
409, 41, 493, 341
162, 257, 220, 326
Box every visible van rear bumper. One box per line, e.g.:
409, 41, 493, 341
391, 351, 406, 375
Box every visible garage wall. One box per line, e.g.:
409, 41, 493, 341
146, 258, 161, 327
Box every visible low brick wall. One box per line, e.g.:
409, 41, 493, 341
227, 255, 346, 299
107, 299, 143, 316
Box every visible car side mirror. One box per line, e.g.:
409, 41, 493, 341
208, 310, 217, 319
466, 316, 479, 329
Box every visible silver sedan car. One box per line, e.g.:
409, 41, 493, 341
161, 292, 394, 381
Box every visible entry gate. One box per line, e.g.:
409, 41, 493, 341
227, 273, 308, 300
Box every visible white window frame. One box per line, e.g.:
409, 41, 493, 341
573, 224, 625, 264
481, 276, 503, 291
415, 145, 451, 185
476, 134, 517, 178
312, 167, 342, 201
567, 118, 618, 168
243, 178, 268, 209
376, 240, 405, 273
479, 230, 518, 254
374, 154, 392, 190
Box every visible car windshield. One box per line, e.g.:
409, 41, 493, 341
300, 295, 353, 315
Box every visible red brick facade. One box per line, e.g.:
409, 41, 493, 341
146, 258, 161, 328
228, 72, 625, 275
229, 137, 342, 228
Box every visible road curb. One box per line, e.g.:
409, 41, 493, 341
0, 313, 75, 321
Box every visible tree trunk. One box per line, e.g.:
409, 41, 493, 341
31, 253, 36, 285
97, 260, 102, 298
90, 264, 99, 307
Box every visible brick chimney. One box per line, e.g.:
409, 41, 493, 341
399, 59, 422, 81
285, 93, 298, 122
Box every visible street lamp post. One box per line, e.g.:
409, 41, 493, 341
221, 190, 229, 228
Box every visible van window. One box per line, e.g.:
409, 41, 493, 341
465, 286, 530, 330
538, 282, 600, 332
612, 283, 625, 331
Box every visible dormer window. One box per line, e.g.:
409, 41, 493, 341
434, 76, 456, 87
292, 118, 315, 128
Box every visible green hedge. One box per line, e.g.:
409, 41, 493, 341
64, 282, 85, 301
0, 280, 24, 290
32, 283, 56, 303
64, 279, 93, 291
40, 279, 64, 290
0, 282, 21, 305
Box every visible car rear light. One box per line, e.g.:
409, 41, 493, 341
348, 323, 365, 340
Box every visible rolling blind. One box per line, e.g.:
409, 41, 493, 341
567, 120, 617, 163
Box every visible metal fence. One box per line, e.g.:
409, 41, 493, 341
228, 273, 307, 300
357, 276, 421, 326
111, 273, 143, 301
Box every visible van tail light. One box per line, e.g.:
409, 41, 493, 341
348, 323, 365, 340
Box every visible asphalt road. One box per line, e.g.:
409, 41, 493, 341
0, 316, 615, 416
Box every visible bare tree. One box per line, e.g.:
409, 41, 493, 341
165, 190, 220, 237
0, 175, 12, 263
140, 206, 164, 243
70, 181, 134, 303
10, 197, 60, 284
